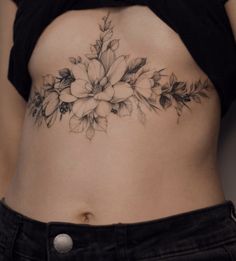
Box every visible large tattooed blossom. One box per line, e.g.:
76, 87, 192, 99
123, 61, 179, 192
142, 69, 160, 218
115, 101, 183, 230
60, 56, 133, 118
28, 13, 210, 140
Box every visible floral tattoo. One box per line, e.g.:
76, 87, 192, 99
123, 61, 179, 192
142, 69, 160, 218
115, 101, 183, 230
27, 13, 211, 140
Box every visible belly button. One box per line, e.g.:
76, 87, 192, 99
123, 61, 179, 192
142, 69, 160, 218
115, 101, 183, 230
80, 212, 94, 223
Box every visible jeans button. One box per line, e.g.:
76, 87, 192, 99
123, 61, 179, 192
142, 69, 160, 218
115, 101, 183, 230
53, 233, 73, 253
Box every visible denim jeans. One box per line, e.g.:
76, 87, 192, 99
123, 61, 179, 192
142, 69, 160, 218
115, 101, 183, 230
1, 196, 236, 261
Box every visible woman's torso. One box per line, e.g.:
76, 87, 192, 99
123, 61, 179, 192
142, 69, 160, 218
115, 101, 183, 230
4, 6, 225, 224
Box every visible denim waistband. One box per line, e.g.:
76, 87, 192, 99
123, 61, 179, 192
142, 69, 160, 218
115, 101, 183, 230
1, 197, 236, 260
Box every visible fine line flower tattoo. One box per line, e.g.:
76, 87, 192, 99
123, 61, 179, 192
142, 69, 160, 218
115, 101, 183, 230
27, 12, 211, 140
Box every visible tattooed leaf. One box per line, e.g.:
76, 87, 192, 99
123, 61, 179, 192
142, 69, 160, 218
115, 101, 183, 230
169, 73, 177, 86
193, 95, 201, 103
69, 115, 88, 133
175, 104, 183, 117
137, 107, 146, 125
72, 98, 98, 118
160, 94, 172, 109
127, 58, 147, 74
194, 80, 202, 92
189, 83, 194, 92
96, 40, 102, 49
86, 125, 95, 140
100, 48, 116, 72
112, 82, 133, 103
198, 92, 209, 98
43, 91, 60, 116
107, 56, 127, 85
173, 94, 183, 102
99, 24, 105, 32
173, 82, 187, 93
118, 100, 133, 117
108, 39, 120, 51
183, 95, 191, 102
203, 79, 209, 89
95, 100, 112, 117
90, 44, 98, 54
94, 117, 108, 132
102, 30, 113, 41
161, 84, 170, 92
45, 110, 58, 128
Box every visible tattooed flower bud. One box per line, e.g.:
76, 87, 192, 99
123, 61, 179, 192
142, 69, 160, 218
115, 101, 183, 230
59, 68, 72, 78
59, 102, 69, 114
108, 39, 120, 51
43, 75, 56, 87
152, 71, 161, 83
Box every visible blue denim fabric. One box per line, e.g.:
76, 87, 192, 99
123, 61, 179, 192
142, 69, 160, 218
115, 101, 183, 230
0, 197, 236, 261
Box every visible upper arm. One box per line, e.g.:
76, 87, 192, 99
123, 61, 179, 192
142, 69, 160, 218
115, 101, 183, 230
225, 0, 236, 40
0, 0, 26, 178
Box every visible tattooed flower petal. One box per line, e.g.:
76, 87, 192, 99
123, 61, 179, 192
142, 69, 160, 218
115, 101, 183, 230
95, 101, 112, 117
88, 59, 105, 84
107, 56, 127, 85
72, 63, 89, 82
112, 82, 133, 102
100, 48, 116, 72
71, 80, 92, 98
72, 98, 98, 118
60, 93, 78, 103
135, 78, 154, 98
59, 88, 77, 102
94, 84, 114, 101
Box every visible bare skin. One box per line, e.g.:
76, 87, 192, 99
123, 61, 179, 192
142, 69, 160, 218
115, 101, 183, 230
3, 6, 228, 224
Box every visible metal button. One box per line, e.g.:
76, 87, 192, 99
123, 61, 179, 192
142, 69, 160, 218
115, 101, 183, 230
53, 233, 73, 253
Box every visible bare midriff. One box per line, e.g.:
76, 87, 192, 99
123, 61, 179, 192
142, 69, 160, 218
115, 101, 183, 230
4, 6, 225, 224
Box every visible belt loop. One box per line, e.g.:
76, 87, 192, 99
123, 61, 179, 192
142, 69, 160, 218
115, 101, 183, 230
228, 200, 236, 223
4, 214, 23, 260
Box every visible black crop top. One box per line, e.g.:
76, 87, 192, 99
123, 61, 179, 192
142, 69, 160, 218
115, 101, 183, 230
9, 0, 236, 118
